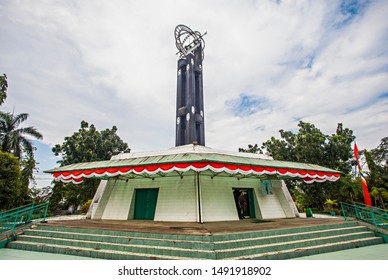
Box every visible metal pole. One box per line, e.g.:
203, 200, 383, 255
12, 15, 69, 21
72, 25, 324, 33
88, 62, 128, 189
196, 172, 203, 224
42, 202, 49, 223
11, 211, 19, 235
28, 203, 35, 222
341, 203, 347, 220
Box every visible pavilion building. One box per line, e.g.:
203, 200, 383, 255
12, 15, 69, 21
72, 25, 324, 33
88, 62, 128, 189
47, 144, 340, 222
45, 25, 341, 223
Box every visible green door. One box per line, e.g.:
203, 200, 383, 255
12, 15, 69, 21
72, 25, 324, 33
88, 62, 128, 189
134, 188, 159, 220
247, 189, 256, 218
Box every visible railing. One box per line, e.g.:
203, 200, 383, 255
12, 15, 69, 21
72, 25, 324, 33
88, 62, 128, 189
353, 202, 388, 219
340, 202, 388, 231
0, 202, 49, 245
0, 203, 35, 218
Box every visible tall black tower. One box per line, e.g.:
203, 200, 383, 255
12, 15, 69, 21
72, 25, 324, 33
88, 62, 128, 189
174, 25, 206, 146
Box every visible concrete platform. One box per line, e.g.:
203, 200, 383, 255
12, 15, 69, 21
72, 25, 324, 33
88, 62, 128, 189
38, 216, 346, 235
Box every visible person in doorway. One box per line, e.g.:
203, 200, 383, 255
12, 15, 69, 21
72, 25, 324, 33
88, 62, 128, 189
238, 191, 247, 219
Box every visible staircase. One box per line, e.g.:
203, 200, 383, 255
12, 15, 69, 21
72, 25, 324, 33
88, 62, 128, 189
6, 221, 383, 260
0, 202, 49, 248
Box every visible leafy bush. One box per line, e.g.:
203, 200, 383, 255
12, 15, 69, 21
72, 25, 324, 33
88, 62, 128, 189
80, 199, 92, 214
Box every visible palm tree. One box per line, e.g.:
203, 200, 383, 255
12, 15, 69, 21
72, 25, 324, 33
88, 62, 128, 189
0, 112, 43, 158
324, 199, 338, 210
370, 186, 388, 209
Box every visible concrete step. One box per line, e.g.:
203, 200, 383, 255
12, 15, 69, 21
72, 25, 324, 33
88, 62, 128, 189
232, 236, 383, 260
215, 231, 379, 259
23, 229, 213, 250
13, 234, 215, 259
212, 221, 361, 241
32, 225, 210, 242
8, 241, 205, 260
213, 225, 370, 250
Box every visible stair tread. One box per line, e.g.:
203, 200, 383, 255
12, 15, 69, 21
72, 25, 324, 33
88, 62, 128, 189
16, 235, 214, 253
25, 228, 212, 244
214, 225, 367, 244
226, 236, 383, 260
9, 241, 206, 260
216, 231, 375, 252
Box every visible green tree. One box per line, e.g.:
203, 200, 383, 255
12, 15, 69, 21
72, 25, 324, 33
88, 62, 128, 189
50, 121, 130, 211
371, 136, 388, 166
0, 151, 21, 210
30, 185, 52, 204
239, 144, 263, 154
0, 76, 42, 209
335, 175, 363, 204
364, 138, 388, 208
0, 112, 43, 158
240, 121, 356, 209
370, 187, 388, 209
53, 120, 130, 165
0, 74, 7, 105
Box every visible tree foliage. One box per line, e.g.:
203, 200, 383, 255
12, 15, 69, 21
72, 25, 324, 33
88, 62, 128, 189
239, 121, 357, 209
53, 120, 130, 165
50, 121, 130, 211
0, 151, 21, 210
238, 144, 262, 154
0, 75, 41, 209
0, 112, 43, 158
0, 74, 7, 106
364, 138, 388, 208
370, 136, 388, 166
260, 122, 355, 173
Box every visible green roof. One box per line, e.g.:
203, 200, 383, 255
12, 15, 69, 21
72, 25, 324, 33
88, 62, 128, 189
45, 150, 339, 174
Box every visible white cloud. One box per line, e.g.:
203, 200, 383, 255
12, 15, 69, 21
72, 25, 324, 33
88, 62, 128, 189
0, 0, 387, 177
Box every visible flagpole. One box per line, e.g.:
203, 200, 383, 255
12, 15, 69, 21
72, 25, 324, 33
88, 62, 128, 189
354, 143, 372, 206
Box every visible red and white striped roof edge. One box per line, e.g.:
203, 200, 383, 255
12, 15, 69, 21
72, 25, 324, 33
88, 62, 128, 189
46, 144, 341, 185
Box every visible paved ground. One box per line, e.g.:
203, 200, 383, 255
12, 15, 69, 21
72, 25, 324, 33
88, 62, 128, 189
294, 244, 388, 260
1, 244, 387, 260
0, 248, 94, 260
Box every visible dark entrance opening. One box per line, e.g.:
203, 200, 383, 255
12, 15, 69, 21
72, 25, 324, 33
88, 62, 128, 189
233, 189, 255, 219
134, 188, 159, 220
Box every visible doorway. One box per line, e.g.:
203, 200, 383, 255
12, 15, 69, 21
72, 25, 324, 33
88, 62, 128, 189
134, 188, 159, 220
233, 189, 256, 219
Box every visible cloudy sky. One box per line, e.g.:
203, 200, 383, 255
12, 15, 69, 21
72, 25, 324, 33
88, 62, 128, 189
1, 0, 387, 187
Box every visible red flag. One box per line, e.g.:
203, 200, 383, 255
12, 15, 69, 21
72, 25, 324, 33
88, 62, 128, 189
354, 143, 359, 161
354, 143, 372, 206
361, 178, 372, 206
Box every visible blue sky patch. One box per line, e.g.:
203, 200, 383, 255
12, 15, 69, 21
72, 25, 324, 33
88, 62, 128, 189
344, 92, 388, 114
377, 92, 388, 100
335, 0, 370, 28
278, 52, 315, 70
293, 116, 304, 122
226, 94, 270, 117
340, 0, 368, 15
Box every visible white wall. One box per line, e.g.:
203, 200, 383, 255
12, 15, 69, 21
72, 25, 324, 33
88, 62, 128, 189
101, 179, 133, 220
255, 179, 298, 219
272, 180, 295, 218
92, 175, 297, 222
200, 176, 240, 222
92, 179, 117, 219
88, 180, 107, 219
153, 175, 198, 222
